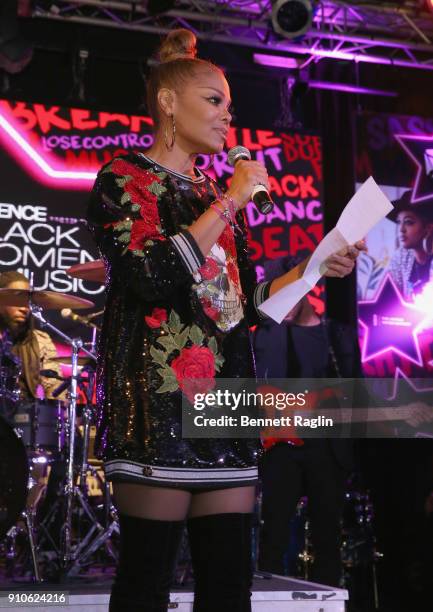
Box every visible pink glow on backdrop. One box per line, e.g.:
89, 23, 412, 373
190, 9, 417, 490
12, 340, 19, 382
395, 133, 433, 204
388, 366, 433, 401
0, 110, 97, 189
358, 274, 429, 367
413, 281, 433, 325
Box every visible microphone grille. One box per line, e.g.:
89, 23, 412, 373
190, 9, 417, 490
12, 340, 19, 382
227, 146, 251, 167
61, 308, 71, 318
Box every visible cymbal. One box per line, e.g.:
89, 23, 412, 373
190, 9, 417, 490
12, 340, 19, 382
50, 356, 96, 366
0, 289, 94, 310
67, 260, 105, 283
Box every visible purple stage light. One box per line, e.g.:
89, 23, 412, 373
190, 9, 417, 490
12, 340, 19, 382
308, 80, 398, 97
271, 44, 433, 71
253, 53, 299, 69
253, 54, 397, 96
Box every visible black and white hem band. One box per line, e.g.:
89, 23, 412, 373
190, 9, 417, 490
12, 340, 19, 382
104, 460, 258, 485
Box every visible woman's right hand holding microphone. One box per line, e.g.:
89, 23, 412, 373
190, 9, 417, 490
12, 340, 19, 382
225, 160, 270, 211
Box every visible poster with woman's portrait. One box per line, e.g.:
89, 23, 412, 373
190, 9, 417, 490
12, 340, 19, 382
356, 112, 433, 388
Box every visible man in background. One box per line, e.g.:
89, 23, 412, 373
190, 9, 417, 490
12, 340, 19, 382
254, 256, 363, 586
0, 270, 62, 402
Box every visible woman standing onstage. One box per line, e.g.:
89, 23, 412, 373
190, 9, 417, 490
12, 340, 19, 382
87, 29, 364, 612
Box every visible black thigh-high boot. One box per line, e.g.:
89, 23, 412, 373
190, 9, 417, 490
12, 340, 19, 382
187, 513, 253, 612
109, 514, 184, 612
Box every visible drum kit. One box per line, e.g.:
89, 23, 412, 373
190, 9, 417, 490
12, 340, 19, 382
1, 259, 384, 595
0, 260, 119, 581
280, 490, 382, 606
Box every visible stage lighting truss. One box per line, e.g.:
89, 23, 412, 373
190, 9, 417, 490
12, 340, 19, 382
32, 1, 433, 72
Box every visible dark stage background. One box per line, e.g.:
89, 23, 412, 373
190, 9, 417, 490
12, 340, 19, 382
3, 14, 433, 331
0, 100, 325, 341
0, 7, 433, 611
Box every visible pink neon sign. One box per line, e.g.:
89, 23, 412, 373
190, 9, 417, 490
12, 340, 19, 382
0, 110, 96, 189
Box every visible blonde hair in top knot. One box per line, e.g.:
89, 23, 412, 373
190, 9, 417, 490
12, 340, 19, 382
158, 29, 197, 63
146, 28, 223, 129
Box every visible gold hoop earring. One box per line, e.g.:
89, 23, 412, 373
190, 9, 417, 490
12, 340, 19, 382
164, 115, 176, 151
423, 233, 433, 255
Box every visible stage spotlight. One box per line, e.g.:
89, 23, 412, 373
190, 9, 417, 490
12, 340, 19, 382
426, 0, 433, 13
271, 0, 315, 40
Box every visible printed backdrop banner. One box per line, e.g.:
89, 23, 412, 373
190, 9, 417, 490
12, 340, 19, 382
356, 112, 433, 397
0, 100, 325, 335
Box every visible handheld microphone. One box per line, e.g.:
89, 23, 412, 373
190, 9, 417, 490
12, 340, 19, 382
227, 146, 274, 214
61, 308, 100, 330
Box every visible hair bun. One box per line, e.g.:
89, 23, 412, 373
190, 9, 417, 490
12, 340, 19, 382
158, 29, 197, 63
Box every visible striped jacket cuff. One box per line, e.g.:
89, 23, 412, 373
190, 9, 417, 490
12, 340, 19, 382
169, 230, 205, 274
254, 281, 271, 318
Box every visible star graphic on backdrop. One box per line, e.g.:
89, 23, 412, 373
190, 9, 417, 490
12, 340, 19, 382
395, 133, 433, 203
388, 367, 433, 402
358, 274, 428, 366
388, 368, 433, 438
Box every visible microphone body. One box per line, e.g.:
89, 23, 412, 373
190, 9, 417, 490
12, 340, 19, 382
61, 308, 100, 330
227, 146, 274, 214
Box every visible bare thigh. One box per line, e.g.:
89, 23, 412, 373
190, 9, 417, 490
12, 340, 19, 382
189, 486, 256, 518
112, 482, 192, 521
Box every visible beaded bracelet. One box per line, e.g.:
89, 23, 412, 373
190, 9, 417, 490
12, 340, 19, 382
210, 193, 241, 231
219, 193, 234, 219
220, 193, 240, 231
210, 202, 231, 226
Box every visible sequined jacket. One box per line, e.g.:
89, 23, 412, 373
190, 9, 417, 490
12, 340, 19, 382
389, 247, 433, 300
86, 153, 269, 482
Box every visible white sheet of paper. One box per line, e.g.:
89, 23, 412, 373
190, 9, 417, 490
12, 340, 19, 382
336, 176, 394, 244
257, 277, 312, 324
425, 149, 433, 177
302, 227, 348, 286
259, 177, 393, 323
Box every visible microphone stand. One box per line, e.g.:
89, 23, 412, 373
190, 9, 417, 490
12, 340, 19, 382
29, 302, 96, 569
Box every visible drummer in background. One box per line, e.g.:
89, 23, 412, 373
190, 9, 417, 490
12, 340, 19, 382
0, 270, 62, 400
0, 269, 69, 564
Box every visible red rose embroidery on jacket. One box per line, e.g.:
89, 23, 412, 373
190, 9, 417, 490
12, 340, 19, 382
198, 258, 220, 281
145, 307, 168, 329
110, 159, 165, 249
171, 345, 216, 403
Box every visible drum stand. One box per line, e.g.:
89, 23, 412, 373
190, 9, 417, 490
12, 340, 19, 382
67, 359, 119, 576
5, 509, 41, 582
30, 304, 99, 572
67, 485, 119, 577
297, 500, 314, 581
